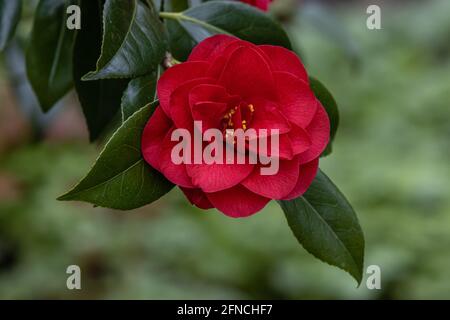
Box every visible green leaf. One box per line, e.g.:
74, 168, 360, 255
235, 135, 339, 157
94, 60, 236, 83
278, 170, 364, 284
82, 0, 168, 81
309, 77, 339, 157
165, 0, 189, 12
26, 0, 76, 112
0, 0, 21, 51
73, 0, 129, 141
58, 102, 174, 210
121, 66, 161, 122
161, 1, 291, 60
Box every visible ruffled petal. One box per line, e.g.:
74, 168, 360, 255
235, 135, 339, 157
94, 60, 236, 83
218, 46, 276, 101
288, 124, 312, 155
241, 156, 300, 199
169, 77, 214, 130
298, 102, 330, 164
274, 71, 317, 128
206, 185, 271, 218
249, 99, 291, 136
186, 149, 254, 192
157, 61, 209, 115
189, 84, 230, 105
158, 129, 195, 188
188, 34, 240, 62
189, 84, 230, 131
204, 40, 271, 80
141, 106, 173, 171
191, 101, 228, 132
181, 187, 214, 209
281, 158, 319, 200
259, 45, 308, 82
247, 133, 294, 160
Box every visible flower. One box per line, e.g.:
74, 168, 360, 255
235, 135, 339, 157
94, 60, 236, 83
142, 35, 330, 217
240, 0, 272, 11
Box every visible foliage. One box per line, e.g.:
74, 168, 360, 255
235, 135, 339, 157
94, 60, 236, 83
0, 0, 365, 282
0, 0, 449, 299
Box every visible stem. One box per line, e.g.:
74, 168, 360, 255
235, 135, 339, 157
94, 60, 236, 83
159, 12, 181, 20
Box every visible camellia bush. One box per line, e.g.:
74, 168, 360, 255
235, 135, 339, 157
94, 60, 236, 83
0, 0, 364, 284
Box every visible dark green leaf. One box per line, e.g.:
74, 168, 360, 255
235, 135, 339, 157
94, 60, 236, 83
278, 170, 364, 284
26, 0, 76, 112
121, 66, 161, 122
161, 1, 291, 60
73, 0, 129, 141
165, 0, 189, 12
82, 0, 168, 81
58, 102, 174, 210
0, 0, 21, 50
309, 77, 339, 157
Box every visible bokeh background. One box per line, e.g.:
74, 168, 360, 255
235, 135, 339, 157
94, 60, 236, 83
0, 0, 449, 299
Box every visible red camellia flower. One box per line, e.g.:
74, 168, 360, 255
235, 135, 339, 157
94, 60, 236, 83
240, 0, 272, 11
142, 35, 330, 218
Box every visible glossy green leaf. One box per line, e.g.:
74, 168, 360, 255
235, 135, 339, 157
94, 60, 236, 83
0, 0, 21, 50
82, 0, 168, 81
58, 102, 174, 210
73, 0, 129, 141
26, 0, 76, 112
309, 77, 339, 157
278, 170, 364, 284
161, 1, 291, 60
121, 66, 161, 122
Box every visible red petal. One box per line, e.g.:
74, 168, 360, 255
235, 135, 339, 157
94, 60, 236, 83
255, 0, 270, 11
274, 71, 318, 128
277, 135, 295, 159
281, 158, 319, 200
157, 61, 209, 116
169, 77, 214, 130
188, 35, 240, 62
186, 151, 254, 192
158, 129, 195, 188
191, 101, 228, 132
189, 84, 230, 105
141, 106, 173, 171
249, 99, 291, 136
288, 124, 312, 155
259, 45, 308, 82
206, 185, 271, 218
248, 133, 294, 160
205, 40, 270, 80
218, 46, 276, 100
241, 156, 301, 199
181, 187, 213, 209
189, 84, 230, 131
298, 102, 330, 164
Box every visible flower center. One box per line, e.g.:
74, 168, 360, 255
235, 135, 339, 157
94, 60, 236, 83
221, 102, 255, 132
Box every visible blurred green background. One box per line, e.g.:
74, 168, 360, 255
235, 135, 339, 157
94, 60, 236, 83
0, 0, 449, 299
